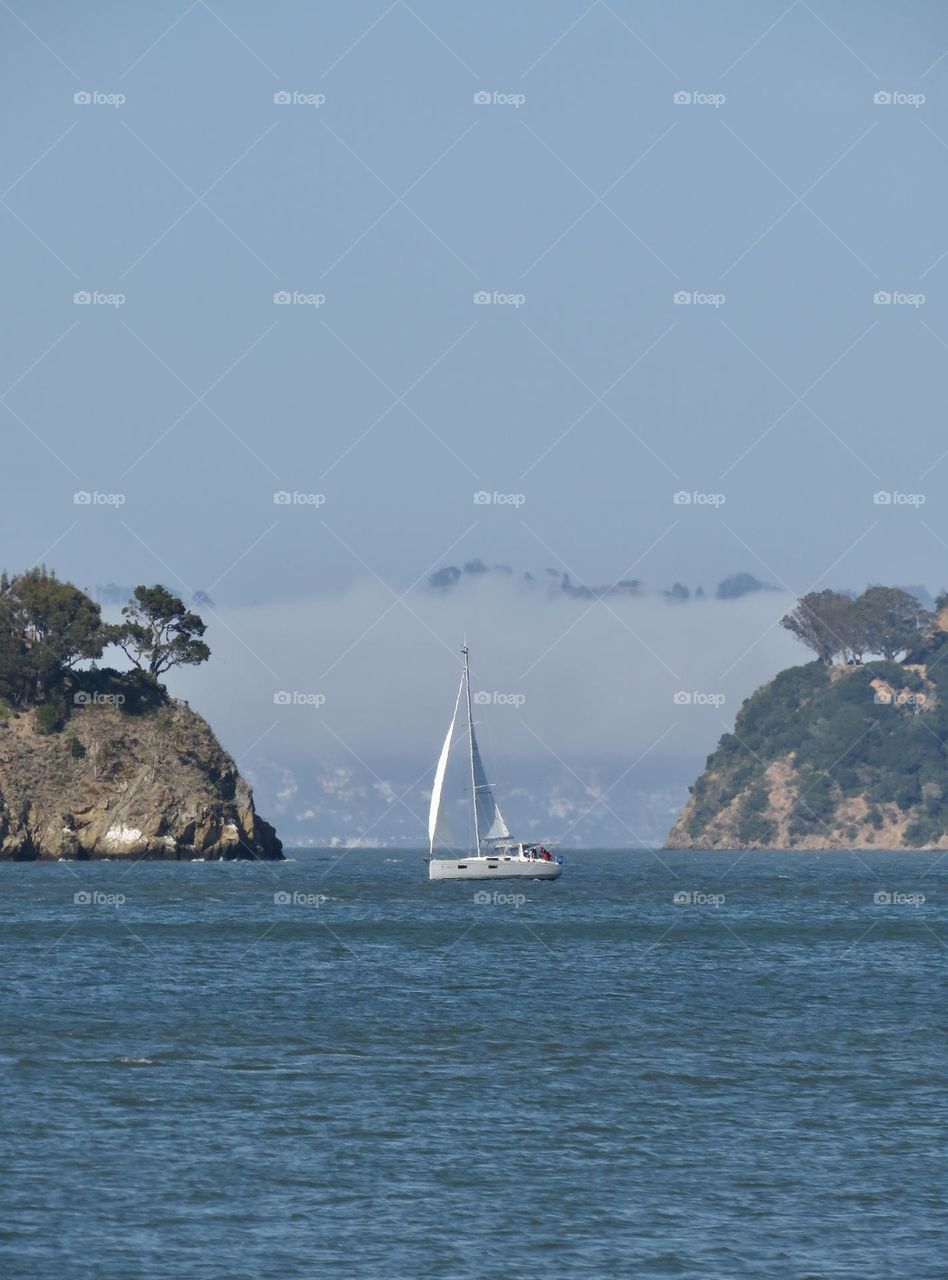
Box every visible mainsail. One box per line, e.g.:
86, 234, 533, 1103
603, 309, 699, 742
428, 674, 464, 853
470, 720, 510, 844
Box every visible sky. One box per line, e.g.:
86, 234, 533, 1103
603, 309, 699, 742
2, 1, 947, 842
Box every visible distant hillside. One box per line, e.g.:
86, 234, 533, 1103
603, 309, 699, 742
666, 585, 948, 850
666, 655, 948, 851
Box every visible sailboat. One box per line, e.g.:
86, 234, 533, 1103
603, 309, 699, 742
427, 645, 563, 881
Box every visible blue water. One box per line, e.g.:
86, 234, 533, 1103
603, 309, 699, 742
1, 848, 944, 1279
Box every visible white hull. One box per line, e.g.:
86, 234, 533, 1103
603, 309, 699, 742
428, 855, 562, 881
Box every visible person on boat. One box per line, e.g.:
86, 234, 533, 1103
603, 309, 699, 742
540, 846, 552, 861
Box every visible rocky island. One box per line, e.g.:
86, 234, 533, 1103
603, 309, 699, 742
666, 585, 948, 850
0, 569, 282, 860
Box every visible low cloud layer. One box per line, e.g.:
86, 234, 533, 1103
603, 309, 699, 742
161, 578, 802, 845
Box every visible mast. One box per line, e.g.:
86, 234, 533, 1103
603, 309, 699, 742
463, 643, 481, 855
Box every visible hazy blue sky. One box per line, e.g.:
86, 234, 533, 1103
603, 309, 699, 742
4, 0, 948, 602
3, 2, 948, 841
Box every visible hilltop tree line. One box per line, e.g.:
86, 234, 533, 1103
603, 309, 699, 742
0, 569, 210, 717
94, 581, 215, 608
428, 561, 774, 601
780, 586, 936, 665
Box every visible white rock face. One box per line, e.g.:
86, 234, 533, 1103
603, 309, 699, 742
105, 824, 143, 845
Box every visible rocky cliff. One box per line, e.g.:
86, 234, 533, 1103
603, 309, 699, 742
665, 656, 948, 851
0, 696, 282, 860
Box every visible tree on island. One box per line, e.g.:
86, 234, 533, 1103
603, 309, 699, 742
780, 586, 931, 665
780, 589, 851, 665
0, 571, 211, 717
0, 567, 109, 701
858, 585, 931, 661
117, 585, 210, 678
